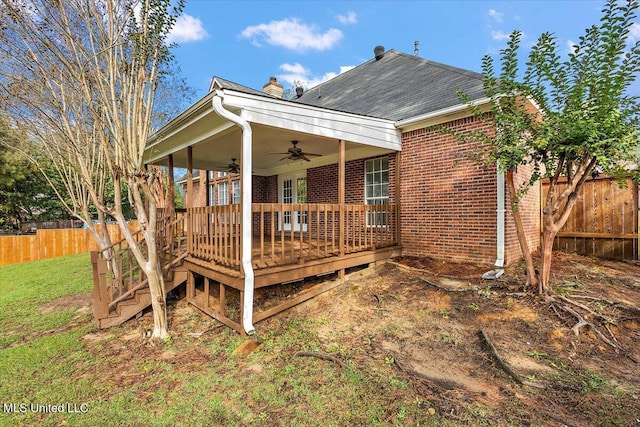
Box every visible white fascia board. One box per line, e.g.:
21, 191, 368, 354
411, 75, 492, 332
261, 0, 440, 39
395, 97, 492, 129
221, 90, 402, 151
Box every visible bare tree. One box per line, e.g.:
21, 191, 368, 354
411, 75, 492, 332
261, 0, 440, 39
0, 0, 184, 338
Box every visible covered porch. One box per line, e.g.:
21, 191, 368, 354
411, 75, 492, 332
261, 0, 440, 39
145, 78, 402, 334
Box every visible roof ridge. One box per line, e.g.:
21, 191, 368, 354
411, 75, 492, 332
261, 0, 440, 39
390, 50, 483, 80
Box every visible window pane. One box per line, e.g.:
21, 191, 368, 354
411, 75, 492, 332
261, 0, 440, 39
365, 160, 374, 173
218, 182, 228, 205
297, 178, 307, 203
232, 180, 240, 204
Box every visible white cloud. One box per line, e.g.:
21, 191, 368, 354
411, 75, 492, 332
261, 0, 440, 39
567, 39, 577, 54
337, 11, 357, 24
278, 63, 354, 88
167, 14, 208, 44
491, 30, 510, 41
488, 9, 504, 23
630, 22, 640, 43
240, 18, 342, 52
280, 63, 308, 75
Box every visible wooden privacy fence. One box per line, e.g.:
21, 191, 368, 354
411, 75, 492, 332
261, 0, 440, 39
542, 176, 638, 260
0, 222, 139, 266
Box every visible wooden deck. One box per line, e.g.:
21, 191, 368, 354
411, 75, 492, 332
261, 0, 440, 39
184, 203, 400, 333
92, 203, 401, 334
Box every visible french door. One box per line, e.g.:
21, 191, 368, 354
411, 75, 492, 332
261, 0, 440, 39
278, 172, 307, 232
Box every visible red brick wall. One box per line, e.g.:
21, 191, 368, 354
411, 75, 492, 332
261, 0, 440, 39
182, 170, 207, 208
400, 117, 498, 264
399, 116, 540, 265
307, 154, 397, 204
504, 165, 541, 264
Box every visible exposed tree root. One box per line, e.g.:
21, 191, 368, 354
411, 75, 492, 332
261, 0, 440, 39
546, 294, 639, 363
478, 329, 524, 385
293, 351, 345, 368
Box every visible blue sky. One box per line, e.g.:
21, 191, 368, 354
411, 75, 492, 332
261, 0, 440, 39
167, 1, 640, 98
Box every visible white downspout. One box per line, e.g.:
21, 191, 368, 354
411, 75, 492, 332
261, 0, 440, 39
212, 91, 256, 335
496, 169, 506, 268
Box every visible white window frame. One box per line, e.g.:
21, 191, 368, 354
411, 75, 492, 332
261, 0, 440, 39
217, 181, 229, 205
364, 157, 389, 227
208, 183, 215, 206
232, 179, 240, 205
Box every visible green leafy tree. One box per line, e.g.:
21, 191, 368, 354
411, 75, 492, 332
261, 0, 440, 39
0, 123, 70, 230
456, 0, 640, 294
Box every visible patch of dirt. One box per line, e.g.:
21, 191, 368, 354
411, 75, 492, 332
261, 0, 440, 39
79, 252, 640, 426
393, 255, 491, 277
282, 252, 640, 426
40, 292, 92, 314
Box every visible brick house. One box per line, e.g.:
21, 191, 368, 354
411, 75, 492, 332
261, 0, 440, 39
141, 46, 540, 334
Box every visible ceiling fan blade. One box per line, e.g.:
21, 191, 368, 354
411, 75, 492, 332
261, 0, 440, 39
280, 155, 291, 161
302, 152, 322, 157
300, 155, 311, 162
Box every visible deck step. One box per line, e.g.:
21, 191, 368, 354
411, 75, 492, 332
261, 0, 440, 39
98, 270, 187, 329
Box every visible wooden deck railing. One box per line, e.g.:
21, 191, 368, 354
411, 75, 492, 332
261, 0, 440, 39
92, 213, 187, 319
188, 204, 242, 269
187, 203, 398, 270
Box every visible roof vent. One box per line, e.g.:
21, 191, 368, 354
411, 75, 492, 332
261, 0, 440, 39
374, 45, 385, 60
295, 86, 304, 98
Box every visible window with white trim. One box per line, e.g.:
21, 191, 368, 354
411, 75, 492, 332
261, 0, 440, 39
208, 184, 215, 206
232, 180, 240, 204
217, 182, 229, 205
365, 157, 389, 226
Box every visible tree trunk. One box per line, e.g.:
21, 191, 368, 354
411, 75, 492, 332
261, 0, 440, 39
539, 213, 558, 295
506, 169, 539, 288
145, 243, 168, 339
111, 175, 170, 339
85, 216, 121, 289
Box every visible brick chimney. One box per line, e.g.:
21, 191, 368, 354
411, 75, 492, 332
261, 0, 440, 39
262, 76, 283, 98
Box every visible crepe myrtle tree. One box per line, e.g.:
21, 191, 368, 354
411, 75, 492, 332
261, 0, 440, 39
454, 0, 640, 295
0, 0, 186, 339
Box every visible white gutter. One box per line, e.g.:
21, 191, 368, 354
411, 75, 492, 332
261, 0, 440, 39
496, 169, 505, 268
212, 91, 256, 335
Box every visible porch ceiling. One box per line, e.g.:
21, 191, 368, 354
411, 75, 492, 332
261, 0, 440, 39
145, 89, 401, 176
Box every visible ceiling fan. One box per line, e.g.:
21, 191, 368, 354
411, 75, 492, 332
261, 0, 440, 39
276, 140, 322, 162
213, 158, 240, 174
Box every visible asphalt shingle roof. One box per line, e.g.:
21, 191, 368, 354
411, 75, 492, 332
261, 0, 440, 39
214, 77, 275, 98
291, 49, 486, 121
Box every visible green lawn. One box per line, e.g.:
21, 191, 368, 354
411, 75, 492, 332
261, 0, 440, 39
0, 254, 444, 427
